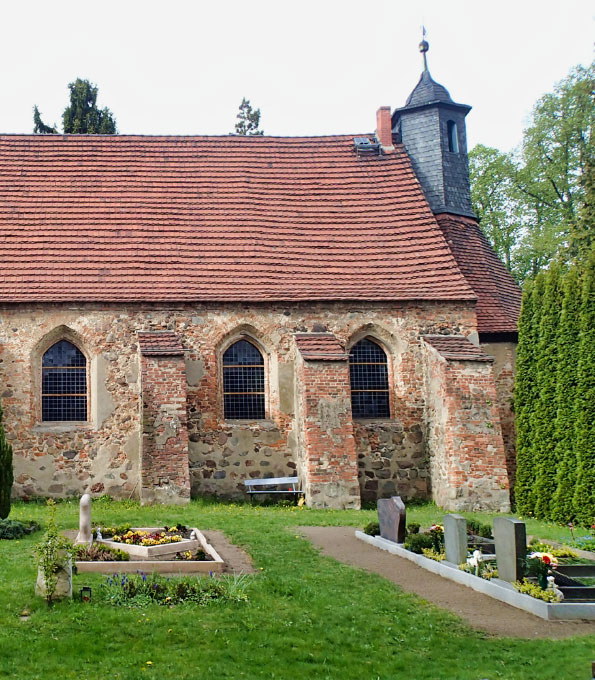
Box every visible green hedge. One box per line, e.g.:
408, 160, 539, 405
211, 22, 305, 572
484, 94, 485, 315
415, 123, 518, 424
515, 255, 595, 525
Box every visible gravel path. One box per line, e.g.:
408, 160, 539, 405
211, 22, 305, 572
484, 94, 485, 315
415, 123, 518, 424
298, 526, 595, 639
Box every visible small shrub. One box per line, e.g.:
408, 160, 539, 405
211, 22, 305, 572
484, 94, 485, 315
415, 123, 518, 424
528, 540, 577, 558
33, 500, 73, 605
406, 522, 420, 535
428, 524, 445, 552
422, 548, 445, 561
363, 521, 380, 536
571, 535, 595, 552
74, 544, 130, 562
403, 532, 434, 554
0, 519, 41, 540
466, 520, 492, 538
513, 578, 561, 602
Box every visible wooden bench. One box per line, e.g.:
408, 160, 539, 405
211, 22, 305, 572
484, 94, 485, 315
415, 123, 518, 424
243, 476, 304, 500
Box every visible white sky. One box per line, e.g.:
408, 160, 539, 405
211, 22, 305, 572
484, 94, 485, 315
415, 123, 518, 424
0, 0, 592, 152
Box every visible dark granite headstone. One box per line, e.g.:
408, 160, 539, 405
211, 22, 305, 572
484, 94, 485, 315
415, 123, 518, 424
493, 517, 527, 583
377, 496, 406, 543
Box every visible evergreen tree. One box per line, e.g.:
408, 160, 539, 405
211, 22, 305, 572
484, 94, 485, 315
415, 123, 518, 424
32, 106, 58, 134
551, 264, 582, 522
514, 275, 539, 514
33, 78, 117, 134
533, 262, 563, 518
0, 401, 13, 520
574, 250, 595, 525
62, 79, 117, 134
234, 98, 264, 135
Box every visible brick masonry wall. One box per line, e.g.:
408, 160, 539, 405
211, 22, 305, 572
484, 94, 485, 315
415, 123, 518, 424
140, 353, 190, 505
295, 355, 360, 509
481, 341, 517, 496
0, 300, 478, 502
423, 342, 511, 512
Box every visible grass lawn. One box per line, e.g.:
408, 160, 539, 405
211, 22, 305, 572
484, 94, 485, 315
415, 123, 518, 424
0, 499, 593, 680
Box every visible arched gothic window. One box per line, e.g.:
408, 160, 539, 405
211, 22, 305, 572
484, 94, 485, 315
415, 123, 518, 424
42, 340, 87, 421
349, 338, 390, 419
222, 339, 265, 420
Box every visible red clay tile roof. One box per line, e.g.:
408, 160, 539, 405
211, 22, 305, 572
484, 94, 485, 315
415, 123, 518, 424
137, 331, 184, 356
294, 333, 347, 360
435, 214, 521, 334
423, 335, 493, 362
0, 134, 476, 303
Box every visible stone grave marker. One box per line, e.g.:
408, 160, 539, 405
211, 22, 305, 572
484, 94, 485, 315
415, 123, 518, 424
443, 514, 468, 565
377, 496, 406, 543
75, 493, 92, 546
493, 517, 526, 583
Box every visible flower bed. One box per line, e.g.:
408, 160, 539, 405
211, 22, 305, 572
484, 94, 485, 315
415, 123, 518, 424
99, 571, 249, 608
111, 530, 184, 547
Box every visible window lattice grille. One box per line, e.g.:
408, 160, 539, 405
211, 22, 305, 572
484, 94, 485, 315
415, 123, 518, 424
42, 340, 87, 421
349, 338, 390, 419
223, 339, 265, 419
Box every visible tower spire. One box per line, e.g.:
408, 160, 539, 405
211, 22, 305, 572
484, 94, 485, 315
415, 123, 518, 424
419, 26, 429, 72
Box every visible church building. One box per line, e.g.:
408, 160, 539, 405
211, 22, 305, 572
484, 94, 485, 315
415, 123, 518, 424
0, 42, 521, 510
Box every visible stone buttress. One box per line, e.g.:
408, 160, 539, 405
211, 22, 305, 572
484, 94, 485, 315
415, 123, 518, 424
422, 335, 510, 512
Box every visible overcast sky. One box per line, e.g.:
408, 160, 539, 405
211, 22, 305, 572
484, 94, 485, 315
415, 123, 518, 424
1, 1, 592, 152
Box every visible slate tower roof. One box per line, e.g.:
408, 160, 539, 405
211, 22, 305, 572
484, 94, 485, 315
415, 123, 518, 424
392, 39, 474, 218
404, 69, 456, 109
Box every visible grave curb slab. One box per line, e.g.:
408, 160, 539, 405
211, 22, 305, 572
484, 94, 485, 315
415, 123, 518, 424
355, 531, 595, 621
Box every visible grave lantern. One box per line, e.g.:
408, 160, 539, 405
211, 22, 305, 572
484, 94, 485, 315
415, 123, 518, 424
80, 586, 92, 603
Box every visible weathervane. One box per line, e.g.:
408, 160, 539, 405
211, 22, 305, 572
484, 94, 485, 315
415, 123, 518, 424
419, 26, 429, 71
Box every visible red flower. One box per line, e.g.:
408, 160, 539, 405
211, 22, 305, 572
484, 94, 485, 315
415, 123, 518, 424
542, 555, 551, 564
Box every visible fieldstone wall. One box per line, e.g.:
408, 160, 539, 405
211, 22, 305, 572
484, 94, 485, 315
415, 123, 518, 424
422, 341, 511, 512
0, 300, 478, 503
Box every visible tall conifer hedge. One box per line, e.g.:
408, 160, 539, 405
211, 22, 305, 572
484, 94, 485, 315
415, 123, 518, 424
514, 277, 538, 515
533, 263, 563, 518
515, 255, 595, 525
0, 400, 13, 519
574, 252, 595, 525
551, 266, 582, 522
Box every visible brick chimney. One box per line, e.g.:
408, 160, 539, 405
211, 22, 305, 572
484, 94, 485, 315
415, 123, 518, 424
376, 106, 394, 152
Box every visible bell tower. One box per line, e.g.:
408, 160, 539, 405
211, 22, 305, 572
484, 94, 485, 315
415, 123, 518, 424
392, 36, 474, 218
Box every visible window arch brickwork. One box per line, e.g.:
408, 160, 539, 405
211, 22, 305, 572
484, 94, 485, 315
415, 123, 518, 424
222, 339, 265, 419
349, 338, 390, 419
42, 339, 87, 421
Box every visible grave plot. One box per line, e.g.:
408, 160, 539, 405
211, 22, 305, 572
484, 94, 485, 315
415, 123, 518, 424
355, 496, 595, 621
72, 495, 225, 574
